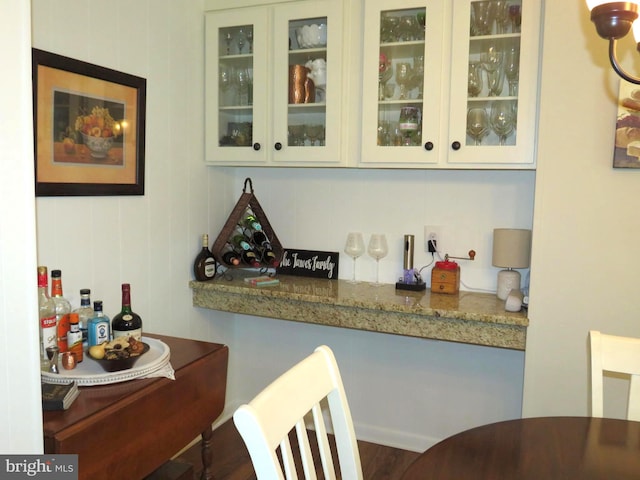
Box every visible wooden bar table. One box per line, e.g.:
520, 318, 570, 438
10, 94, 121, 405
401, 416, 640, 480
43, 334, 229, 480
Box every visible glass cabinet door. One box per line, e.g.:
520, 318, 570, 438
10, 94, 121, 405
360, 0, 444, 166
205, 9, 268, 165
271, 1, 344, 165
448, 0, 539, 165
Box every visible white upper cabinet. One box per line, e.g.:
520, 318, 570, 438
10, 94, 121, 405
205, 0, 542, 169
205, 0, 345, 166
359, 0, 541, 168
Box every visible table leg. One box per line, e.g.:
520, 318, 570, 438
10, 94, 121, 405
200, 425, 215, 480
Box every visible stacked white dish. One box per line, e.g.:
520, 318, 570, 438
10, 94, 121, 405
295, 24, 327, 49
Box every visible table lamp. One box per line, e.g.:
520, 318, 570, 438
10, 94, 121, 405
492, 228, 531, 300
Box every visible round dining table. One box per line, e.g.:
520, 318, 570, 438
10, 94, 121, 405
401, 416, 640, 479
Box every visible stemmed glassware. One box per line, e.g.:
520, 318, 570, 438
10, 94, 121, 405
368, 234, 388, 286
480, 46, 504, 97
398, 15, 419, 41
471, 1, 497, 36
219, 65, 233, 105
344, 233, 365, 284
504, 45, 520, 96
396, 62, 413, 100
412, 55, 425, 99
468, 61, 483, 97
379, 53, 393, 101
467, 107, 489, 145
247, 29, 254, 54
398, 107, 420, 146
490, 101, 516, 145
236, 28, 247, 54
494, 1, 510, 34
509, 5, 522, 33
224, 32, 233, 55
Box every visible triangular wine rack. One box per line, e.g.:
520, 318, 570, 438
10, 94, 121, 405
211, 178, 283, 269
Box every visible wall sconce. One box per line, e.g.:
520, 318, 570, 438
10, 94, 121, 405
492, 228, 532, 300
586, 1, 640, 84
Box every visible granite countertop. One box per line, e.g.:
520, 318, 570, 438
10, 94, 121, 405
190, 274, 529, 350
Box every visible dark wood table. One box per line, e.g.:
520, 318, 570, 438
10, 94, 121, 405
401, 416, 640, 480
43, 334, 229, 480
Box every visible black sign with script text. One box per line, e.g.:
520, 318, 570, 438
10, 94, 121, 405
277, 249, 339, 279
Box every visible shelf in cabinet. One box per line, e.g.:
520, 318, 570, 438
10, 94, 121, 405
288, 103, 326, 110
219, 53, 253, 60
219, 105, 254, 111
467, 96, 518, 103
469, 33, 521, 42
379, 99, 423, 106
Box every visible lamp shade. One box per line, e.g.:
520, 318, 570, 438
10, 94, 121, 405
492, 228, 531, 269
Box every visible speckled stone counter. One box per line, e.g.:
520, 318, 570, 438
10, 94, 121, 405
189, 274, 529, 350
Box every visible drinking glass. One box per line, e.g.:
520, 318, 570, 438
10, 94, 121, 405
305, 124, 324, 146
412, 55, 425, 98
344, 233, 365, 283
398, 106, 420, 146
396, 62, 413, 100
398, 15, 419, 41
247, 28, 254, 53
504, 45, 520, 96
467, 107, 489, 145
472, 1, 497, 36
494, 1, 510, 34
236, 28, 247, 54
219, 66, 233, 105
490, 101, 516, 145
480, 46, 504, 96
379, 53, 393, 101
236, 68, 250, 105
509, 4, 522, 33
224, 32, 233, 55
468, 62, 483, 97
368, 234, 388, 286
416, 12, 426, 40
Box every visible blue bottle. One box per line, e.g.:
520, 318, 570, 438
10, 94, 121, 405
88, 300, 110, 347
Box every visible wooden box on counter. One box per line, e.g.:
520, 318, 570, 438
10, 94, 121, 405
431, 261, 460, 295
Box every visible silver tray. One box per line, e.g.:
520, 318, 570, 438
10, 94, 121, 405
41, 337, 171, 386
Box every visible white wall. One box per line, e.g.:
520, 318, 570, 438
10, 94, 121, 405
523, 0, 640, 418
0, 0, 42, 453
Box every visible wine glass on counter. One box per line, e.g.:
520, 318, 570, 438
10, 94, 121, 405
467, 107, 489, 145
368, 234, 388, 286
490, 101, 516, 145
344, 233, 365, 284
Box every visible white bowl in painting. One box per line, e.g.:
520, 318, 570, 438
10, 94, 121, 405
295, 24, 327, 49
80, 132, 114, 158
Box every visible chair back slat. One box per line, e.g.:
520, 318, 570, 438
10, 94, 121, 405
590, 330, 640, 421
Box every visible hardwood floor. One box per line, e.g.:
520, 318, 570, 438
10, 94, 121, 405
174, 419, 420, 479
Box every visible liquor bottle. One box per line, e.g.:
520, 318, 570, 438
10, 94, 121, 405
72, 288, 93, 347
66, 313, 83, 363
51, 269, 72, 352
111, 283, 143, 341
231, 234, 251, 251
221, 248, 241, 266
88, 300, 110, 347
38, 266, 57, 370
240, 213, 262, 231
193, 234, 216, 281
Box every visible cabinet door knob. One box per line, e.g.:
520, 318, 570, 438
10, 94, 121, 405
253, 143, 261, 151
424, 141, 434, 151
451, 141, 461, 151
274, 142, 282, 151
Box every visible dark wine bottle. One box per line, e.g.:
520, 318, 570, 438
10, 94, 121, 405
231, 234, 251, 251
222, 248, 241, 266
252, 231, 279, 267
111, 284, 143, 341
194, 234, 216, 281
240, 249, 261, 267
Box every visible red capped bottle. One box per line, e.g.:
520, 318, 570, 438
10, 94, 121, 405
38, 266, 57, 369
111, 283, 143, 341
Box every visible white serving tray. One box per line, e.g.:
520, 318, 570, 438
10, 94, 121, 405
41, 337, 171, 386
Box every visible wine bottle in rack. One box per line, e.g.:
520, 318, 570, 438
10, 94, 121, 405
221, 247, 241, 266
231, 233, 251, 251
251, 230, 279, 267
239, 249, 261, 268
193, 234, 216, 281
240, 212, 262, 231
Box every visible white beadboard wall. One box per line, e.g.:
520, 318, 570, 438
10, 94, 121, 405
29, 0, 534, 452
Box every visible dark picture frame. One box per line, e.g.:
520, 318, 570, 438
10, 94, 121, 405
32, 49, 146, 196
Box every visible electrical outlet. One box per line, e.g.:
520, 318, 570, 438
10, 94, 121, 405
424, 226, 443, 253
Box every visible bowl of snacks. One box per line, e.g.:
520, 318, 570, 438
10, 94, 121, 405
88, 336, 149, 372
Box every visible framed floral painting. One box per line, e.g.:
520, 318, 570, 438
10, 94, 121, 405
32, 49, 146, 195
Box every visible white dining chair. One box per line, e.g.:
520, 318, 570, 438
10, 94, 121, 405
589, 330, 640, 421
233, 345, 363, 480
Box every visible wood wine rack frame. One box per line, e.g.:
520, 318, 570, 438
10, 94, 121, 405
211, 178, 284, 269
